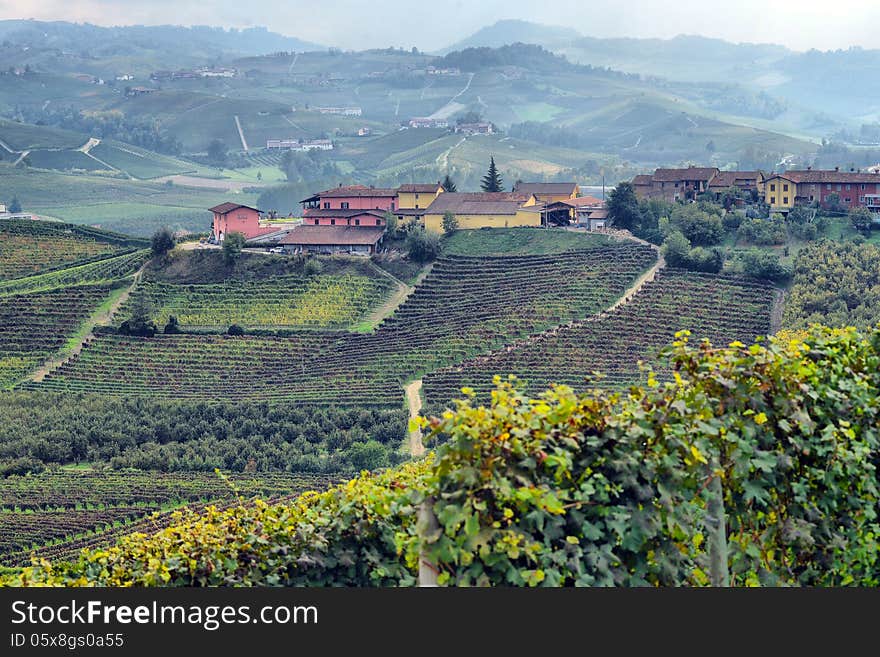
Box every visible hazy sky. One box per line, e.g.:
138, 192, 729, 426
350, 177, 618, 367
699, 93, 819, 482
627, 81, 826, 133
0, 0, 878, 52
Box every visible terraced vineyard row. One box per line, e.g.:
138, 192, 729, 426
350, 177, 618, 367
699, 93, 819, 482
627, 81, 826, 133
0, 249, 149, 296
422, 269, 777, 407
0, 283, 117, 388
0, 219, 145, 280
118, 273, 394, 329
27, 243, 658, 405
0, 470, 337, 566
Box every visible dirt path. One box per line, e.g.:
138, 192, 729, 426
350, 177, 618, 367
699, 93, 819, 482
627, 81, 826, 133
405, 379, 426, 458
77, 137, 101, 154
30, 266, 145, 382
770, 288, 786, 334
234, 115, 248, 152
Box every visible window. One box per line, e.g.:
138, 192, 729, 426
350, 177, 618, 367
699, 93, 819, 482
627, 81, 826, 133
674, 182, 679, 188
810, 196, 815, 201
375, 219, 381, 226
314, 219, 319, 225
415, 204, 419, 209
846, 184, 851, 191
783, 184, 789, 192
783, 197, 789, 204
341, 202, 349, 209
770, 196, 776, 204
862, 184, 867, 191
827, 184, 832, 190
323, 202, 330, 209
837, 184, 842, 191
860, 196, 866, 203
415, 193, 419, 200
845, 197, 851, 203
346, 218, 351, 225
330, 219, 336, 225
770, 184, 776, 192
355, 219, 360, 226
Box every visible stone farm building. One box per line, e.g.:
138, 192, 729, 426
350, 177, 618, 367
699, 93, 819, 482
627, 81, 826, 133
512, 182, 580, 204
210, 202, 278, 242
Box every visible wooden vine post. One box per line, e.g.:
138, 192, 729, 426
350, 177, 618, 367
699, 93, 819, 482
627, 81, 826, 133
417, 496, 440, 587
706, 457, 730, 587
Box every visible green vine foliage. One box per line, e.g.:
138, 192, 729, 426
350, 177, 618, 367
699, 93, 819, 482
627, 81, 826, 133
3, 326, 878, 587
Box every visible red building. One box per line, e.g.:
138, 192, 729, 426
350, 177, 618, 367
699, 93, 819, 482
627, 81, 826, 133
209, 202, 277, 242
300, 185, 397, 212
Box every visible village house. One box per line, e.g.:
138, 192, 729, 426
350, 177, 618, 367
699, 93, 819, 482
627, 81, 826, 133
315, 106, 362, 116
707, 171, 766, 199
422, 192, 541, 232
390, 182, 443, 226
764, 168, 880, 213
301, 185, 397, 213
209, 202, 278, 242
631, 166, 720, 202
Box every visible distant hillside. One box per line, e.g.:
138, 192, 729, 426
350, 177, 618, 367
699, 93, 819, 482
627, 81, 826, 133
0, 21, 325, 77
438, 19, 582, 54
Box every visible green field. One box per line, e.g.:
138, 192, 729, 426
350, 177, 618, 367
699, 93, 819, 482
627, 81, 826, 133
442, 227, 613, 256
89, 140, 196, 179
24, 149, 108, 172
0, 164, 258, 236
0, 118, 85, 151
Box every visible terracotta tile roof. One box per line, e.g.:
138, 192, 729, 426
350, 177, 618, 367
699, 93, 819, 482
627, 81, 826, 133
563, 195, 604, 207
279, 225, 385, 246
209, 202, 261, 214
512, 182, 578, 196
317, 185, 397, 198
651, 167, 719, 182
632, 175, 653, 186
770, 170, 880, 184
397, 183, 442, 193
708, 171, 765, 187
424, 192, 531, 215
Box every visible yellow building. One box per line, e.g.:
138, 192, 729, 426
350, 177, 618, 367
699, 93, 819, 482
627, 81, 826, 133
422, 192, 541, 232
396, 183, 444, 210
764, 174, 798, 211
512, 182, 579, 204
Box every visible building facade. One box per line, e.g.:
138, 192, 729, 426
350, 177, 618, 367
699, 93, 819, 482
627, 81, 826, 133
764, 169, 880, 213
209, 203, 277, 242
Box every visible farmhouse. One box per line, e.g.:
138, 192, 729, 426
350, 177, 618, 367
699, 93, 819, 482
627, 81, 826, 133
279, 225, 385, 255
631, 166, 720, 202
454, 122, 494, 135
422, 192, 541, 232
764, 168, 880, 213
707, 170, 765, 198
408, 118, 448, 129
315, 106, 362, 116
209, 202, 278, 242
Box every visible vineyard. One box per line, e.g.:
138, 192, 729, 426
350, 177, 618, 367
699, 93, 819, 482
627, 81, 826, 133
0, 249, 149, 296
0, 283, 118, 389
0, 470, 336, 567
0, 219, 147, 281
423, 269, 777, 406
27, 242, 657, 404
118, 273, 394, 330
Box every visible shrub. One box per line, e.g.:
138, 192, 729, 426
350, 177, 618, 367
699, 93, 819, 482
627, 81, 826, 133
227, 324, 245, 336
0, 456, 45, 477
849, 206, 874, 235
669, 204, 723, 245
738, 216, 787, 245
441, 211, 459, 234
405, 227, 441, 263
222, 232, 247, 265
303, 257, 323, 276
737, 249, 791, 282
722, 212, 742, 232
150, 227, 175, 257
163, 315, 181, 334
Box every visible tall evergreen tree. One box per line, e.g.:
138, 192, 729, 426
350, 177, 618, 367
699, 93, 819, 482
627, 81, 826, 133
480, 156, 503, 193
441, 174, 457, 193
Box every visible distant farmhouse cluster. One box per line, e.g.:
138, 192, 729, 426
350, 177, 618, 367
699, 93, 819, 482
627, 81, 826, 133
209, 181, 606, 255
150, 67, 238, 81
632, 165, 880, 214
265, 138, 334, 151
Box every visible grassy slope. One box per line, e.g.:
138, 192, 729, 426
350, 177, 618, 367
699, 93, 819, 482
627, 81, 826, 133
442, 227, 612, 256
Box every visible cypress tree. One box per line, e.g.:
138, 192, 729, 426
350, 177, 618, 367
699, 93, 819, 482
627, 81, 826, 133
480, 156, 503, 193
